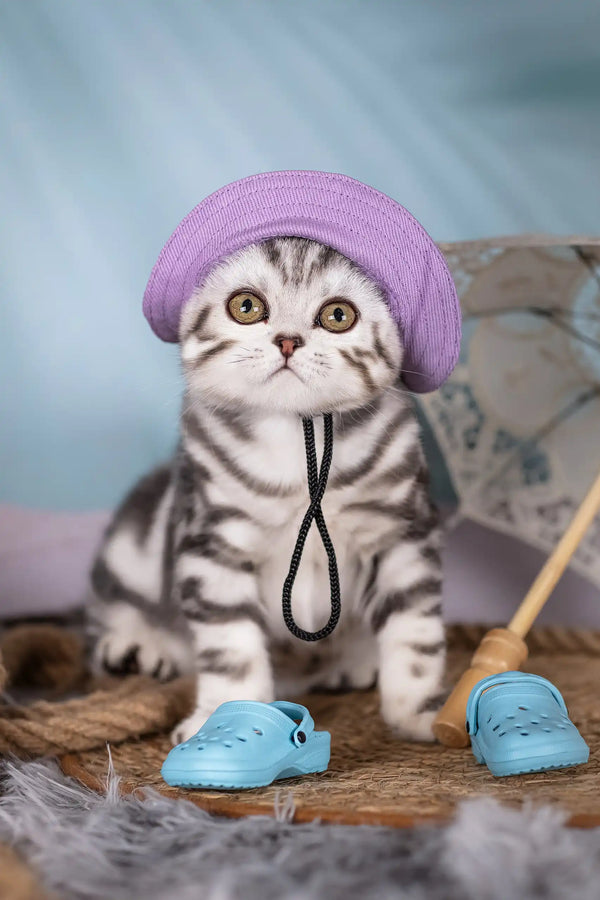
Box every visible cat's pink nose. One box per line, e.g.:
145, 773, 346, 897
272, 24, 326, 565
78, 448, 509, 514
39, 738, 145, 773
274, 334, 304, 358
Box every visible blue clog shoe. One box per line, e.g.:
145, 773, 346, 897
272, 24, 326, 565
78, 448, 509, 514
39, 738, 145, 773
161, 700, 331, 789
466, 671, 589, 777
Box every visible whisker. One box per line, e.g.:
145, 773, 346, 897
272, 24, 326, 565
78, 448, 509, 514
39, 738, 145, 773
397, 366, 430, 378
382, 383, 410, 399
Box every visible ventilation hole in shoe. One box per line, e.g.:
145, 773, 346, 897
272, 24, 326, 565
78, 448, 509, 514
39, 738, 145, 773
540, 713, 549, 719
520, 732, 529, 736
492, 724, 500, 731
197, 745, 205, 751
543, 728, 551, 733
253, 728, 263, 736
530, 719, 540, 725
487, 715, 492, 724
557, 724, 566, 730
518, 705, 528, 710
498, 731, 506, 737
237, 736, 247, 742
223, 741, 233, 748
506, 714, 515, 720
216, 723, 225, 729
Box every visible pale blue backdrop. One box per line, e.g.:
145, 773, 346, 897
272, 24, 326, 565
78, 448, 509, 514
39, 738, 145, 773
2, 0, 599, 512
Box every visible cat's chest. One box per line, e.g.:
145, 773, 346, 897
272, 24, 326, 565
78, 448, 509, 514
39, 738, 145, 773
246, 414, 378, 506
258, 500, 362, 638
222, 414, 396, 543
198, 411, 410, 635
250, 426, 377, 636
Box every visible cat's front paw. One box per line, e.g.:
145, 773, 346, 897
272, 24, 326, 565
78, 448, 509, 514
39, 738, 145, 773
170, 678, 275, 744
92, 613, 192, 681
171, 706, 215, 745
380, 693, 445, 743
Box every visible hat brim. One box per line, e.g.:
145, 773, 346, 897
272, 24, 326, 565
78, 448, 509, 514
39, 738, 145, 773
143, 170, 460, 393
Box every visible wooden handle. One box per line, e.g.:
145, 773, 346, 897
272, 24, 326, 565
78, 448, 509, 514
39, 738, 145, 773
508, 467, 600, 637
433, 628, 528, 747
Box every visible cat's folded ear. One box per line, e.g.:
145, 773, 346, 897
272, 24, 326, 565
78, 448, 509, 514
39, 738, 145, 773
143, 170, 461, 394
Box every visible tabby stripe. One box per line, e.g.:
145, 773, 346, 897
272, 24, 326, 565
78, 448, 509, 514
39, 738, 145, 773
416, 692, 447, 714
342, 480, 420, 519
421, 601, 443, 617
261, 238, 283, 272
330, 405, 413, 488
409, 641, 445, 656
172, 451, 209, 525
307, 245, 337, 282
420, 544, 441, 566
336, 398, 382, 434
362, 554, 380, 605
371, 576, 442, 632
403, 507, 440, 541
212, 406, 254, 442
203, 505, 251, 527
366, 444, 421, 489
182, 597, 267, 630
339, 349, 377, 394
180, 576, 201, 601
183, 411, 297, 497
160, 490, 182, 605
291, 240, 311, 285
197, 649, 251, 680
90, 558, 151, 612
106, 464, 171, 548
372, 322, 397, 372
353, 347, 377, 361
193, 339, 234, 368
178, 532, 255, 573
186, 304, 214, 340
178, 445, 211, 482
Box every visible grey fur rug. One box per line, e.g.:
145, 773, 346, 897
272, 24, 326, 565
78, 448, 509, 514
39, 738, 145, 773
1, 760, 600, 900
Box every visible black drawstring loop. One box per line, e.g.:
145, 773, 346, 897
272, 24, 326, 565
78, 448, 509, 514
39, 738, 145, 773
281, 413, 341, 641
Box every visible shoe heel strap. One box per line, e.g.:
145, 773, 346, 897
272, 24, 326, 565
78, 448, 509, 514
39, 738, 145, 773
466, 671, 569, 736
270, 701, 314, 747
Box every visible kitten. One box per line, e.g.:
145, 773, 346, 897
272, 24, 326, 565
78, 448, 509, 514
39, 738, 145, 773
87, 237, 445, 744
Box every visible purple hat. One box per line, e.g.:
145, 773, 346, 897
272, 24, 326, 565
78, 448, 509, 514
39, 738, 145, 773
143, 170, 460, 392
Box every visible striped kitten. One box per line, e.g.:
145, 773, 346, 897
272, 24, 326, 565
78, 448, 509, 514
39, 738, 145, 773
87, 237, 445, 744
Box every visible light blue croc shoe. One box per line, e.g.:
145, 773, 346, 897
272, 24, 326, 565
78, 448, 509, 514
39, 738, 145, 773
466, 671, 589, 777
161, 700, 331, 789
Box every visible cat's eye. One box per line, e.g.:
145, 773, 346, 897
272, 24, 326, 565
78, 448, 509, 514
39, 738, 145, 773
317, 300, 357, 333
227, 292, 267, 324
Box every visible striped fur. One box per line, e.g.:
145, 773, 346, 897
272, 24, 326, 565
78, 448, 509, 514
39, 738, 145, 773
87, 238, 445, 744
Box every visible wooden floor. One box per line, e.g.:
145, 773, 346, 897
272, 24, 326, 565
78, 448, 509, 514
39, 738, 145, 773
61, 636, 600, 828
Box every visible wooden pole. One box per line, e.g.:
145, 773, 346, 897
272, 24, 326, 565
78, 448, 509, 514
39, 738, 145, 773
508, 468, 600, 637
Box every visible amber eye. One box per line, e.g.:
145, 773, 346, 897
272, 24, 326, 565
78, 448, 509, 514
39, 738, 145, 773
228, 292, 267, 324
318, 300, 357, 333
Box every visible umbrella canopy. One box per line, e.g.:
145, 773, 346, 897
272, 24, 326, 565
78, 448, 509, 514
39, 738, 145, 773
419, 236, 600, 589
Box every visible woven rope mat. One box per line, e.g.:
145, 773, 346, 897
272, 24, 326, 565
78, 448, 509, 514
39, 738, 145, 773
60, 633, 600, 828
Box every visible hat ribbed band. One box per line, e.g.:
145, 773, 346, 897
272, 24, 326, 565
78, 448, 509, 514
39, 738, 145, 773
143, 170, 461, 393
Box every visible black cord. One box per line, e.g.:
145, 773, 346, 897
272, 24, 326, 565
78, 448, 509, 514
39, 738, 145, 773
281, 413, 341, 641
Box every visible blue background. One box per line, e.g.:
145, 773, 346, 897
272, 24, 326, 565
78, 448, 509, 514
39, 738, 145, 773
2, 0, 599, 511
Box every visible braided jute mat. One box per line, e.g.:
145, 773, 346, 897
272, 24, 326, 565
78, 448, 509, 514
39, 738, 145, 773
60, 626, 600, 829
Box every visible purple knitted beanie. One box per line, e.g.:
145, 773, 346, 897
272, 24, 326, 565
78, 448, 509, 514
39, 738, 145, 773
143, 170, 460, 393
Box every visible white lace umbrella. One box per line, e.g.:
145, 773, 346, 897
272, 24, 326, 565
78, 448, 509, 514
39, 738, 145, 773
419, 237, 600, 589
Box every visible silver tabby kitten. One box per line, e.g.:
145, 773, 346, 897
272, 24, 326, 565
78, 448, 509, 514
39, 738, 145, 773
87, 237, 445, 744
